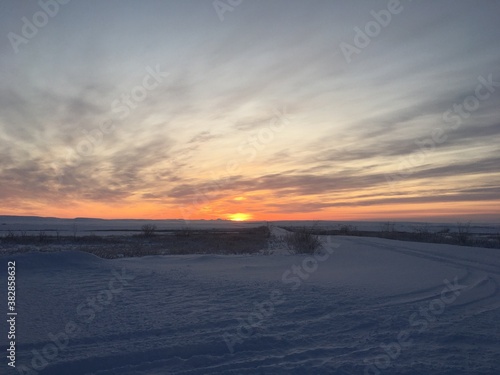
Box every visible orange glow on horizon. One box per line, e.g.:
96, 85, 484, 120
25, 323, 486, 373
227, 213, 252, 221
2, 196, 499, 223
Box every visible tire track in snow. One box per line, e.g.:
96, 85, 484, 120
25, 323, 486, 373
340, 236, 500, 276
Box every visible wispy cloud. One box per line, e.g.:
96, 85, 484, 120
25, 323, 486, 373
0, 0, 499, 220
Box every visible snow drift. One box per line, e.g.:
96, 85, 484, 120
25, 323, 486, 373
1, 235, 499, 374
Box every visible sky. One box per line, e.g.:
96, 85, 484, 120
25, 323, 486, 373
0, 0, 499, 222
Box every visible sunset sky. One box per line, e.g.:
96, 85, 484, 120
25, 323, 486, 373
0, 0, 499, 222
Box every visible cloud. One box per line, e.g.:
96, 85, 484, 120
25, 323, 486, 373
188, 131, 218, 144
165, 152, 500, 208
0, 0, 500, 219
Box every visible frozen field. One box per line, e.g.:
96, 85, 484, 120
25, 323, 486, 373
1, 216, 498, 237
1, 231, 500, 374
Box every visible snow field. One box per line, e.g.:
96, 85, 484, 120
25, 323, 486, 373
1, 231, 499, 374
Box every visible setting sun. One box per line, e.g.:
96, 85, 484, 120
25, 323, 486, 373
227, 213, 252, 221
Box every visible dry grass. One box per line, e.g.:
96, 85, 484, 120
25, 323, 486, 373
282, 227, 322, 254
0, 226, 271, 258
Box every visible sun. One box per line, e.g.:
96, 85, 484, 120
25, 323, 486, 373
227, 213, 252, 221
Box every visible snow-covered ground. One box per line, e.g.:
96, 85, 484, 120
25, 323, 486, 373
0, 216, 265, 237
1, 216, 498, 236
1, 230, 500, 374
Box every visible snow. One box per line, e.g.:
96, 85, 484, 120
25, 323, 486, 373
0, 216, 266, 237
1, 216, 498, 237
1, 231, 500, 374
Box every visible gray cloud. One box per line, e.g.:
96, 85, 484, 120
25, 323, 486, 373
1, 0, 499, 219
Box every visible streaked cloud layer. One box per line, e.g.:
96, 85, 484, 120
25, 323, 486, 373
1, 0, 499, 221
